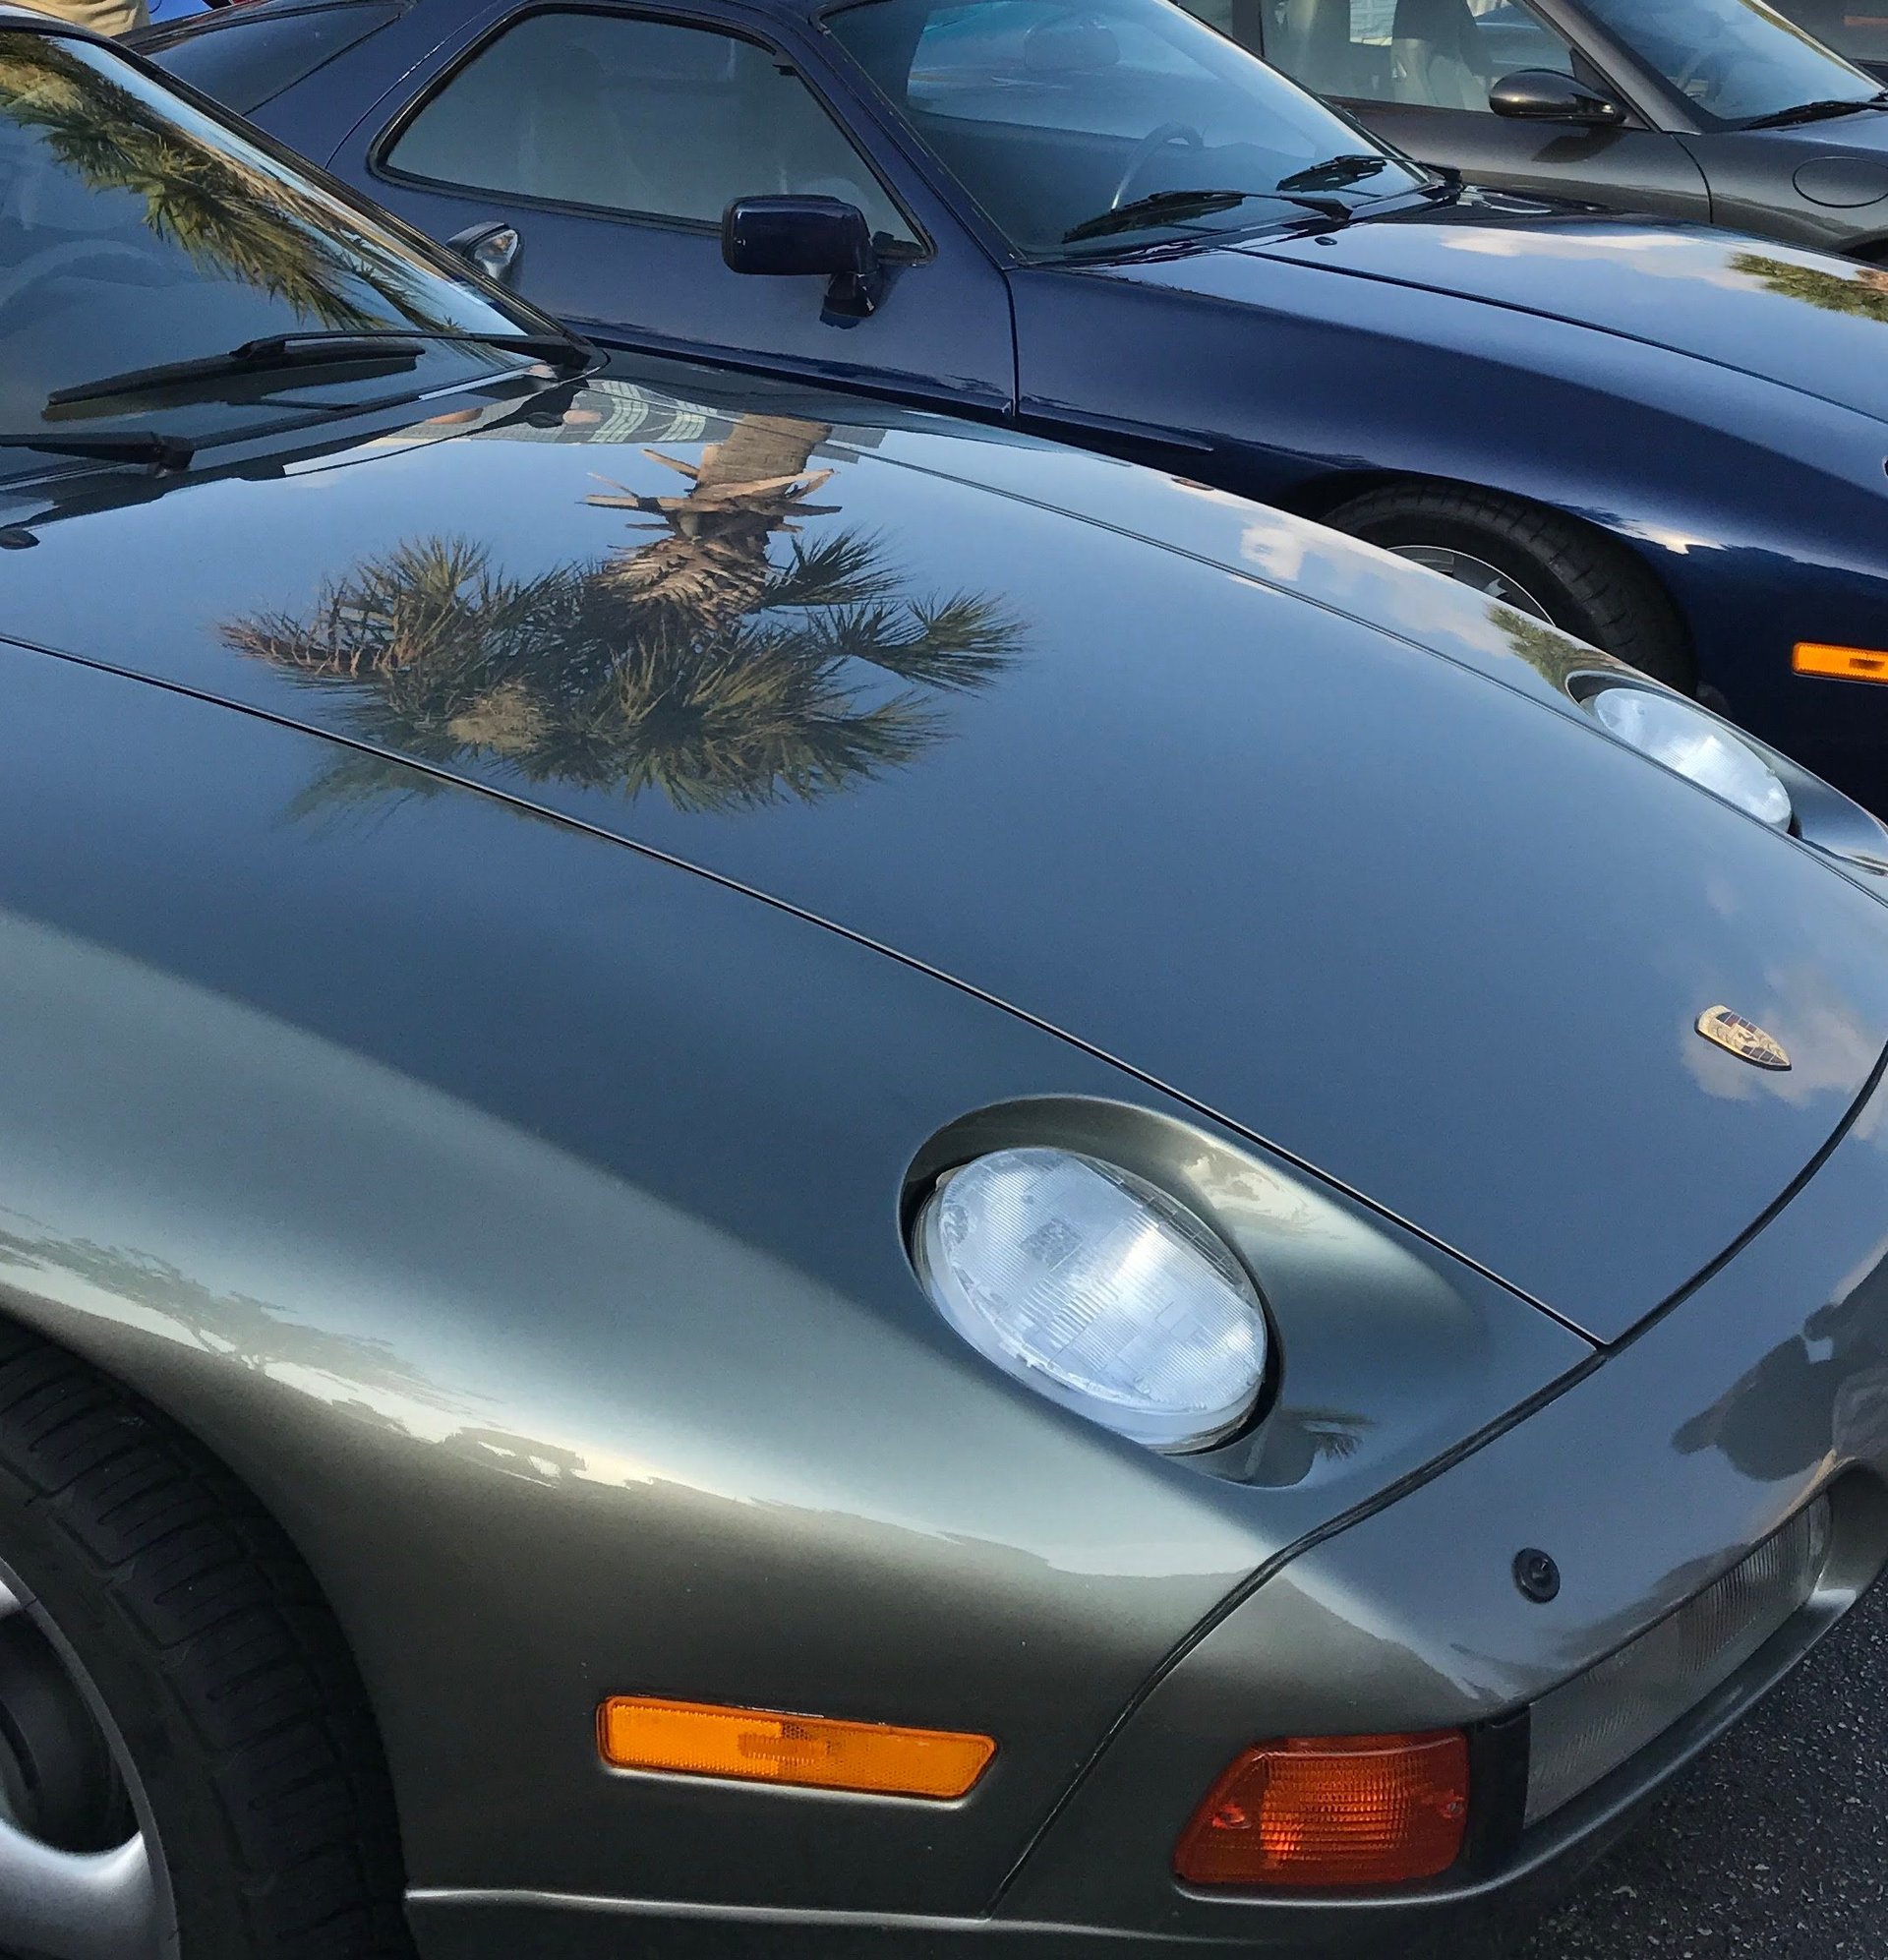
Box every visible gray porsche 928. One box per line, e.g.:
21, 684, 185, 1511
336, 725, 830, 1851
1, 14, 1887, 1960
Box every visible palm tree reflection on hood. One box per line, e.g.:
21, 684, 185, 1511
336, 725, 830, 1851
0, 35, 448, 330
1490, 604, 1617, 689
1731, 251, 1888, 327
225, 415, 1021, 813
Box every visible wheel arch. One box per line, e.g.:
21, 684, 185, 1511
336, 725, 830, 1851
1280, 467, 1701, 692
0, 1292, 417, 1949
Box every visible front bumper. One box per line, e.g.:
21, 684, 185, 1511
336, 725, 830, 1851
408, 1070, 1888, 1959
997, 1065, 1888, 1951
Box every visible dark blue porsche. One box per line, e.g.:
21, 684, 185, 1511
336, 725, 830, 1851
145, 0, 1888, 802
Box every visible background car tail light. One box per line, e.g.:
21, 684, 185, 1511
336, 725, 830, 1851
596, 1695, 995, 1799
1174, 1732, 1469, 1888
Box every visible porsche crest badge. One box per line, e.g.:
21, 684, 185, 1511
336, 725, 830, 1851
1695, 1006, 1791, 1071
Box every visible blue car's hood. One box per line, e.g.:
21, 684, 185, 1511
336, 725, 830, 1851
1116, 203, 1888, 427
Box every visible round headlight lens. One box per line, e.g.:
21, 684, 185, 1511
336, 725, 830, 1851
1586, 686, 1791, 829
913, 1148, 1267, 1454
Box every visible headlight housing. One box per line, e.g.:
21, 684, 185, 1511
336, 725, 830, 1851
912, 1147, 1268, 1454
1584, 684, 1792, 829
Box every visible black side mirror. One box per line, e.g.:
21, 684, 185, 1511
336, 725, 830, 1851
445, 220, 522, 284
1489, 68, 1626, 126
721, 197, 883, 317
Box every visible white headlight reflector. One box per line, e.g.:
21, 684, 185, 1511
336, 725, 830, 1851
913, 1148, 1267, 1454
1586, 686, 1791, 828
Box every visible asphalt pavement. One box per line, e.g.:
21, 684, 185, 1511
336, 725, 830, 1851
1507, 1577, 1888, 1959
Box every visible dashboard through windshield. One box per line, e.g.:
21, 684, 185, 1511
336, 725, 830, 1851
1578, 0, 1881, 127
828, 0, 1429, 256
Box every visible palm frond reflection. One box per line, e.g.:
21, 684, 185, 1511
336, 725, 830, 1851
226, 415, 1022, 813
0, 35, 450, 331
1731, 251, 1888, 326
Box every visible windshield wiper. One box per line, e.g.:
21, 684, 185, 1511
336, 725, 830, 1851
1063, 187, 1351, 244
47, 327, 587, 414
1743, 92, 1888, 128
1278, 152, 1394, 192
0, 431, 194, 471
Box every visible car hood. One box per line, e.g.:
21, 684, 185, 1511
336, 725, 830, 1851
6, 363, 1888, 1341
1119, 199, 1888, 427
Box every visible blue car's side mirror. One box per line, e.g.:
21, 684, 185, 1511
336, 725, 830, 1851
721, 197, 882, 317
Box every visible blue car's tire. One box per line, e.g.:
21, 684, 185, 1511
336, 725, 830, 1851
0, 1321, 412, 1958
1328, 483, 1694, 691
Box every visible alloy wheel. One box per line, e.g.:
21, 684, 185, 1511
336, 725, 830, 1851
0, 1567, 173, 1960
1389, 543, 1555, 623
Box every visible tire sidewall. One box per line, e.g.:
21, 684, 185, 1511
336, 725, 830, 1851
1346, 510, 1588, 637
0, 1457, 243, 1956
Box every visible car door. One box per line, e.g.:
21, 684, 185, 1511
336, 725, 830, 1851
324, 2, 1017, 416
1227, 0, 1711, 219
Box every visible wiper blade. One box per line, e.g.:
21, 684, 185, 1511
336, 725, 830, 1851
1063, 187, 1350, 244
1743, 92, 1888, 128
245, 328, 591, 370
1277, 152, 1393, 192
46, 327, 587, 414
0, 431, 193, 471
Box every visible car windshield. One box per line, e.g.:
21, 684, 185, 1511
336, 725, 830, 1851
827, 0, 1429, 257
0, 26, 548, 462
1578, 0, 1881, 127
1763, 1, 1888, 72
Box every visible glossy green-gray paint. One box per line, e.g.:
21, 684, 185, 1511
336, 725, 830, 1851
0, 641, 1588, 1930
5, 359, 1888, 1337
1, 359, 1887, 1954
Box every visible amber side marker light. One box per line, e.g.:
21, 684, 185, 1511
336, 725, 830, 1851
1795, 642, 1888, 683
596, 1695, 995, 1800
1174, 1731, 1469, 1888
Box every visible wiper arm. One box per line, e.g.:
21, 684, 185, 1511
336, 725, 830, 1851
0, 431, 194, 471
1063, 187, 1350, 244
1277, 152, 1393, 192
1743, 92, 1888, 128
46, 327, 588, 414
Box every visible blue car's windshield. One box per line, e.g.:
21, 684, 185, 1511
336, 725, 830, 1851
1578, 0, 1881, 127
827, 0, 1429, 256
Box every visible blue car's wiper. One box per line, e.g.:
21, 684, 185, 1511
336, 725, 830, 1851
1063, 187, 1351, 244
0, 431, 194, 471
1277, 152, 1394, 192
1742, 92, 1888, 129
47, 327, 587, 414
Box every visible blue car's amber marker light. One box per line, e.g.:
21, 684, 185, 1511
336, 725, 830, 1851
1795, 642, 1888, 683
597, 1695, 996, 1799
1174, 1732, 1469, 1887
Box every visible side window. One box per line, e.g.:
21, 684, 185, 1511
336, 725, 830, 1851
384, 11, 919, 245
1267, 0, 1574, 110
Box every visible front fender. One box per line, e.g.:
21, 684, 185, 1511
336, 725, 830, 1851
1012, 259, 1888, 788
0, 643, 1587, 1923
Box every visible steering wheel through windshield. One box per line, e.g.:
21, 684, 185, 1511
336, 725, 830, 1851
1109, 121, 1207, 211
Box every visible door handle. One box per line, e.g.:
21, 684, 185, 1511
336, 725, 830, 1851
445, 220, 522, 285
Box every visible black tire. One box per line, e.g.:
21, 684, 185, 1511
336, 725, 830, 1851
1326, 483, 1695, 690
0, 1319, 412, 1959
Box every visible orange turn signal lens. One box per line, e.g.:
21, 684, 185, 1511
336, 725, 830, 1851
1795, 642, 1888, 683
1174, 1731, 1469, 1888
596, 1695, 995, 1800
